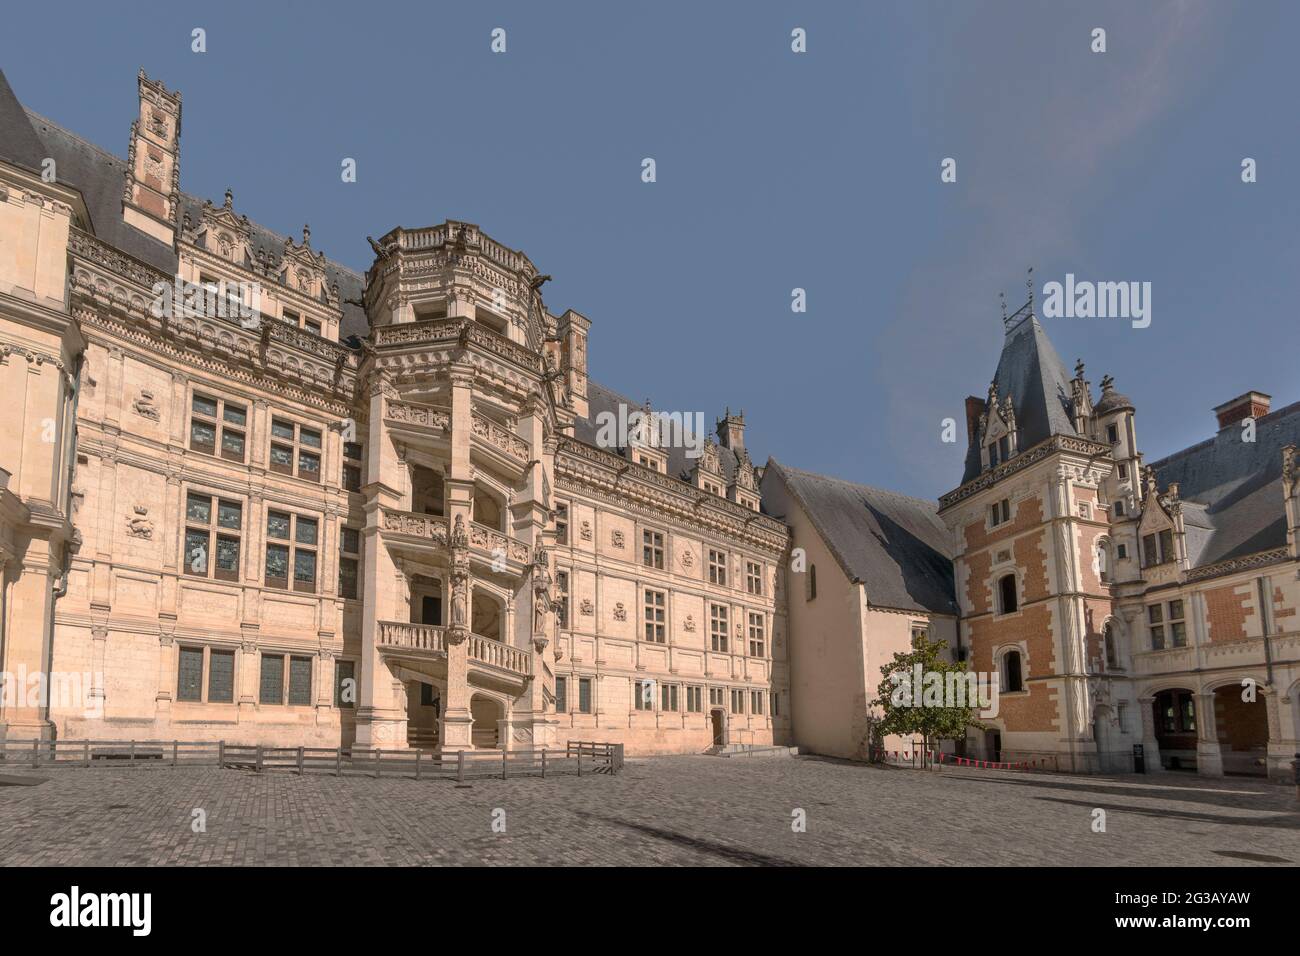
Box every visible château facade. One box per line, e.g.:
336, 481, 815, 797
2, 66, 1297, 779
0, 68, 790, 755
942, 302, 1300, 779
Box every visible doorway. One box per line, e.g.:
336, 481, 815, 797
986, 730, 1002, 762
710, 708, 725, 747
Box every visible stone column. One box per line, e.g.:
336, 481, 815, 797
440, 519, 474, 752
1263, 689, 1291, 782
1137, 695, 1161, 773
354, 372, 406, 749
437, 367, 477, 753
155, 624, 175, 720
1194, 690, 1224, 777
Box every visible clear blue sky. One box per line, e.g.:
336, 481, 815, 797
4, 1, 1297, 499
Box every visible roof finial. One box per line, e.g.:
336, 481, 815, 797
1026, 266, 1034, 313
1074, 358, 1085, 379
223, 187, 233, 209
999, 291, 1008, 325
302, 224, 311, 246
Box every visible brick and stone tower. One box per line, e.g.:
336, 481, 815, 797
938, 299, 1137, 771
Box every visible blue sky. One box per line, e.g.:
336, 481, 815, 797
3, 1, 1297, 499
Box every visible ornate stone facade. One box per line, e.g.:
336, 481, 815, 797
0, 68, 790, 756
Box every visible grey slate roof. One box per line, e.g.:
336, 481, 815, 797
0, 70, 49, 174
764, 459, 958, 615
572, 381, 754, 490
962, 308, 1078, 483
0, 69, 368, 343
1150, 400, 1300, 568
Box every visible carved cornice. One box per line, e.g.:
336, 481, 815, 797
556, 438, 787, 553
1184, 547, 1290, 584
938, 433, 1113, 511
69, 229, 356, 366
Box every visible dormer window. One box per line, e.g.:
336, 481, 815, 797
1141, 529, 1175, 568
988, 435, 1010, 468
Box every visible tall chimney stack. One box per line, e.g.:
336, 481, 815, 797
122, 69, 181, 246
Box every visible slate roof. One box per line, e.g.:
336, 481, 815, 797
0, 69, 368, 343
572, 380, 755, 489
764, 460, 958, 615
1150, 400, 1300, 568
962, 307, 1079, 483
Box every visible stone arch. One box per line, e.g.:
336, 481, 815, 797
993, 641, 1026, 693
470, 693, 504, 749
471, 588, 506, 640
1101, 616, 1122, 671
471, 481, 506, 531
1202, 675, 1271, 776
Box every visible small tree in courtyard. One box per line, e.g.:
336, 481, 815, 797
868, 631, 985, 767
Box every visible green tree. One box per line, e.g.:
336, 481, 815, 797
868, 632, 984, 767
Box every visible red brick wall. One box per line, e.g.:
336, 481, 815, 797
1203, 584, 1253, 642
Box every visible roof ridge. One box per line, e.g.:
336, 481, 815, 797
24, 108, 126, 168
1149, 396, 1300, 470
776, 461, 942, 511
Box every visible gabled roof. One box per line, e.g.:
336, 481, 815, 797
1151, 400, 1300, 568
962, 307, 1078, 483
764, 459, 957, 615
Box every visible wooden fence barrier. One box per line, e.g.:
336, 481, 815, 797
0, 738, 625, 781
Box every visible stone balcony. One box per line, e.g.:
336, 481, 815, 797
377, 507, 533, 569
376, 620, 532, 683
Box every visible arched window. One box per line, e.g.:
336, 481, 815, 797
1001, 650, 1024, 693
998, 574, 1018, 614
1104, 622, 1118, 669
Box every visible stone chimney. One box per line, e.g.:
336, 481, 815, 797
122, 69, 181, 246
1213, 391, 1271, 430
964, 395, 985, 447
556, 309, 590, 419
716, 408, 745, 450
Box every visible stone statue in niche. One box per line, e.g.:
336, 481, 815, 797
451, 514, 469, 549
450, 574, 467, 628
125, 505, 154, 540
132, 389, 161, 421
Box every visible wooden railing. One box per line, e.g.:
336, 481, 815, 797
377, 621, 447, 655
0, 738, 624, 778
468, 634, 532, 678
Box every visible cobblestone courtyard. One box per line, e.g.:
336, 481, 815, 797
2, 755, 1297, 866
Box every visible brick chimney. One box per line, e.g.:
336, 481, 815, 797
965, 395, 985, 446
716, 408, 745, 450
1213, 391, 1271, 430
